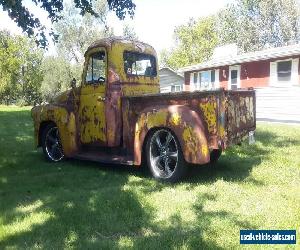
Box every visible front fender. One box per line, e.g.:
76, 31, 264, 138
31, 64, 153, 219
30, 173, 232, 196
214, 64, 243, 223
134, 105, 210, 165
31, 104, 78, 156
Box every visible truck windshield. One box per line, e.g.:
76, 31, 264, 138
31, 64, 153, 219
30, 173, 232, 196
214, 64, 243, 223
123, 51, 157, 77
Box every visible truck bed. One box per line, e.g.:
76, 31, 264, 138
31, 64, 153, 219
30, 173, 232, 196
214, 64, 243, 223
121, 89, 255, 164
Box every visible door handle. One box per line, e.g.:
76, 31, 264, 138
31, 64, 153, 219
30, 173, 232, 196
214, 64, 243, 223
97, 96, 106, 101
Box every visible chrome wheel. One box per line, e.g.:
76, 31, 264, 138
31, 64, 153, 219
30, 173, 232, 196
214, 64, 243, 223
44, 126, 64, 162
149, 129, 179, 179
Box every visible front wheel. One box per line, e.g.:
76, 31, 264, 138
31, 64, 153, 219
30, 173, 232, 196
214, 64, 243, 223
145, 129, 187, 183
42, 124, 64, 162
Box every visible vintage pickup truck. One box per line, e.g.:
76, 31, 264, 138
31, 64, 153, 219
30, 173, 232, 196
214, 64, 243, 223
31, 37, 256, 182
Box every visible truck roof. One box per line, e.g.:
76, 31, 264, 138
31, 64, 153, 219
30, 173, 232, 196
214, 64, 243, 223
85, 36, 156, 56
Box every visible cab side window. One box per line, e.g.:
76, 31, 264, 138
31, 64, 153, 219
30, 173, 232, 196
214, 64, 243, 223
86, 51, 106, 84
124, 52, 157, 77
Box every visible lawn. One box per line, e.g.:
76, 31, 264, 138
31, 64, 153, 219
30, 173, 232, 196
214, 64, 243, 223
0, 105, 299, 249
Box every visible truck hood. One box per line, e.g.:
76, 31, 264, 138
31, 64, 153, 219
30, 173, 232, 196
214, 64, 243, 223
50, 89, 72, 105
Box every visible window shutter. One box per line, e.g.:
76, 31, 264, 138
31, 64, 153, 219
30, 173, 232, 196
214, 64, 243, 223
270, 62, 277, 85
215, 69, 220, 88
190, 73, 194, 91
291, 58, 299, 85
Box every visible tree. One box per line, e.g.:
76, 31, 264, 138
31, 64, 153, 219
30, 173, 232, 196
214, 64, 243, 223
216, 0, 300, 52
122, 24, 138, 40
0, 31, 43, 105
54, 1, 112, 64
40, 56, 81, 101
20, 42, 44, 105
161, 16, 218, 69
0, 0, 135, 48
0, 31, 17, 104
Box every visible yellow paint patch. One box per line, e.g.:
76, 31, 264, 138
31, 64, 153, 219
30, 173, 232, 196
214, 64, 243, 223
199, 98, 217, 134
122, 84, 159, 96
182, 126, 194, 143
170, 112, 181, 126
201, 145, 209, 157
219, 124, 225, 138
146, 110, 168, 128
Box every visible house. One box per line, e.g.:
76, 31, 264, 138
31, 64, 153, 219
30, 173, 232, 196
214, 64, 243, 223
159, 67, 184, 93
179, 44, 300, 91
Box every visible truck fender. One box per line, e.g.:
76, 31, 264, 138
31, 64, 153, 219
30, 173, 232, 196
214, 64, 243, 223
134, 105, 210, 165
31, 104, 78, 156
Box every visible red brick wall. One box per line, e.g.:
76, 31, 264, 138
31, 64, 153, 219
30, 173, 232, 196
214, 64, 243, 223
219, 66, 229, 89
240, 60, 270, 88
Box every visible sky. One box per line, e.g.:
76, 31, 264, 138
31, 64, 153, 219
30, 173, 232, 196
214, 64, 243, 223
0, 0, 231, 54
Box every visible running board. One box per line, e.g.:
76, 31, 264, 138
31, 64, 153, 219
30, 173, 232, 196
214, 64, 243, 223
73, 150, 134, 165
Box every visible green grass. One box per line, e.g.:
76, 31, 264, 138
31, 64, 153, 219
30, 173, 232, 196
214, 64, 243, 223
0, 105, 299, 249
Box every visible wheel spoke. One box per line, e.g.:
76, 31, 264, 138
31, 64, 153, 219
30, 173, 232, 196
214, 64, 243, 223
165, 132, 172, 147
50, 144, 57, 156
167, 151, 178, 160
152, 156, 162, 166
47, 135, 56, 144
52, 144, 63, 158
164, 158, 172, 176
155, 136, 163, 149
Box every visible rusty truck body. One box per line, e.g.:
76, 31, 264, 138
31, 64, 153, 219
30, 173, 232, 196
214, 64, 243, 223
31, 37, 256, 182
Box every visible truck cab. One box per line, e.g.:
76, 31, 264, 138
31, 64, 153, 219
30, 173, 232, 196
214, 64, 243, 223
32, 37, 256, 182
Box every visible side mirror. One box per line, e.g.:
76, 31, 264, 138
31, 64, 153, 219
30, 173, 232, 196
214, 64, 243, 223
71, 78, 76, 89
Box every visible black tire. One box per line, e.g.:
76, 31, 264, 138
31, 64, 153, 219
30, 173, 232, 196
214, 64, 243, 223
145, 129, 187, 183
210, 149, 222, 165
41, 123, 64, 162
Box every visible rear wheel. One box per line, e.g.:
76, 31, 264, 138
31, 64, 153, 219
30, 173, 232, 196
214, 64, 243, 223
42, 124, 64, 162
145, 129, 186, 183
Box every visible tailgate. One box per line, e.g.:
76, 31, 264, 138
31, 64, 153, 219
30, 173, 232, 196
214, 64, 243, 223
226, 89, 256, 145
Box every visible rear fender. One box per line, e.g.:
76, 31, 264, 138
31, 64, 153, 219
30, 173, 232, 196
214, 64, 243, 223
31, 104, 78, 156
134, 105, 210, 165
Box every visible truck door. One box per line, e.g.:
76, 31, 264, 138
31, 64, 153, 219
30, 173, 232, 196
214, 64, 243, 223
79, 48, 107, 146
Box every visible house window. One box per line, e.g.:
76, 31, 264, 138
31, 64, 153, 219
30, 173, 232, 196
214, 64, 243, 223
230, 70, 238, 90
200, 71, 210, 89
193, 73, 198, 84
277, 60, 292, 82
191, 70, 218, 90
171, 85, 182, 92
